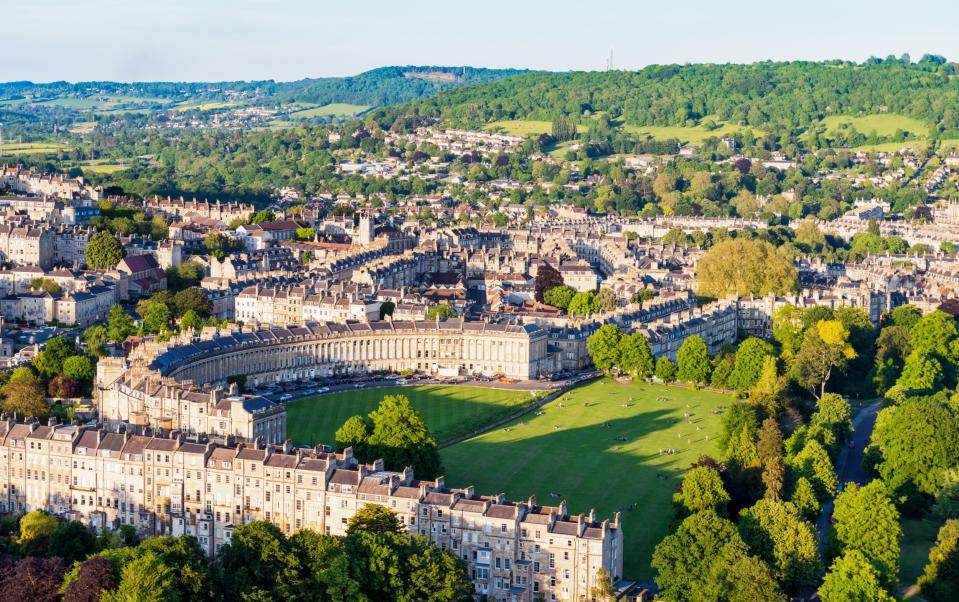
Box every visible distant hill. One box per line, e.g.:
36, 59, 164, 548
273, 66, 528, 106
400, 58, 959, 135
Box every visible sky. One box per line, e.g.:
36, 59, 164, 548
6, 0, 959, 83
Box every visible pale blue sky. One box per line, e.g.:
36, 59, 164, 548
6, 0, 958, 82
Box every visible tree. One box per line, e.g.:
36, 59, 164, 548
890, 304, 922, 329
830, 481, 901, 591
617, 332, 654, 379
543, 285, 576, 311
630, 289, 655, 308
0, 557, 66, 602
812, 393, 852, 446
696, 239, 797, 298
367, 395, 442, 479
872, 325, 912, 394
586, 324, 623, 372
28, 277, 61, 293
788, 439, 836, 501
346, 504, 404, 536
63, 355, 95, 383
738, 499, 820, 593
249, 210, 275, 224
33, 336, 79, 378
534, 262, 563, 302
82, 325, 109, 357
819, 550, 896, 602
214, 521, 300, 600
19, 510, 58, 543
719, 401, 759, 454
758, 418, 785, 498
651, 510, 747, 600
793, 320, 856, 398
378, 301, 395, 320
870, 396, 959, 499
173, 287, 212, 318
567, 291, 601, 317
728, 337, 772, 390
3, 368, 48, 418
63, 556, 117, 602
48, 520, 98, 565
107, 305, 135, 343
674, 466, 730, 516
401, 537, 473, 602
789, 477, 821, 522
141, 300, 171, 334
101, 551, 179, 602
425, 303, 456, 320
676, 336, 711, 384
772, 304, 804, 362
655, 356, 676, 382
919, 519, 959, 602
335, 415, 370, 454
295, 227, 316, 241
703, 542, 787, 602
900, 310, 959, 390
85, 231, 125, 270
48, 374, 79, 399
180, 309, 203, 332
598, 288, 617, 312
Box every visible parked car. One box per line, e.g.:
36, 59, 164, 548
318, 387, 330, 393
354, 383, 366, 389
278, 394, 292, 402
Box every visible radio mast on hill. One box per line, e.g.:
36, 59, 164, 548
605, 48, 614, 71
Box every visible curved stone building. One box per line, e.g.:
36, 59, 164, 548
150, 319, 551, 386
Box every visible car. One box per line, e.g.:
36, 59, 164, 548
318, 387, 330, 393
847, 440, 856, 448
396, 379, 407, 385
278, 394, 293, 402
354, 383, 366, 389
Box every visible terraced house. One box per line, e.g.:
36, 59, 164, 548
0, 418, 623, 602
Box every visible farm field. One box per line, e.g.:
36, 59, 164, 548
441, 377, 730, 580
288, 103, 372, 118
0, 142, 65, 155
286, 385, 538, 446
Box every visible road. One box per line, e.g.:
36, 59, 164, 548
815, 401, 883, 556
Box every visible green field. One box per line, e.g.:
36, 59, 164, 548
441, 378, 730, 579
624, 121, 760, 145
818, 113, 928, 138
0, 142, 65, 155
851, 140, 930, 152
288, 103, 372, 119
286, 385, 538, 446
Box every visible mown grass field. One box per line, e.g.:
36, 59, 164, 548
441, 377, 730, 580
624, 121, 760, 145
286, 385, 538, 446
0, 142, 65, 155
900, 516, 940, 595
288, 103, 372, 119
818, 113, 928, 137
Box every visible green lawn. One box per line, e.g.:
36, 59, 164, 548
818, 113, 928, 138
288, 103, 372, 119
900, 516, 940, 595
624, 121, 761, 145
286, 385, 538, 446
441, 377, 730, 580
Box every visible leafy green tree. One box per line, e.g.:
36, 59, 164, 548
655, 356, 676, 382
107, 305, 135, 343
400, 537, 473, 602
48, 520, 98, 566
872, 325, 912, 394
617, 332, 654, 379
335, 415, 371, 454
172, 287, 212, 318
719, 401, 759, 454
696, 239, 798, 298
85, 231, 126, 270
288, 530, 362, 601
347, 504, 405, 536
788, 439, 837, 501
101, 551, 178, 602
673, 466, 730, 516
676, 336, 711, 384
141, 300, 171, 334
249, 210, 275, 224
728, 337, 772, 390
586, 324, 623, 372
890, 304, 922, 329
567, 291, 601, 317
919, 519, 959, 602
543, 285, 576, 311
811, 393, 852, 446
367, 395, 442, 479
378, 301, 395, 320
63, 355, 95, 383
703, 541, 787, 602
900, 310, 959, 389
33, 336, 79, 378
651, 510, 747, 600
425, 304, 456, 320
82, 325, 109, 357
738, 499, 820, 593
790, 477, 820, 522
819, 550, 895, 602
180, 310, 203, 332
214, 521, 300, 600
3, 367, 48, 419
870, 396, 959, 499
19, 510, 58, 543
830, 481, 901, 591
793, 320, 856, 399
